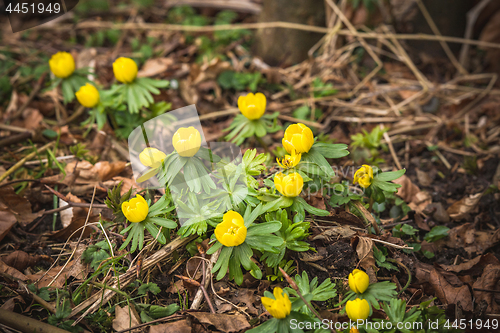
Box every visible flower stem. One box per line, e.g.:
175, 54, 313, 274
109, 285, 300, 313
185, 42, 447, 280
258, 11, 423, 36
254, 135, 269, 153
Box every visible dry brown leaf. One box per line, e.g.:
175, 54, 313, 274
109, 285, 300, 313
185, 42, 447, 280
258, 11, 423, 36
27, 244, 88, 288
472, 264, 500, 314
138, 58, 174, 77
0, 296, 24, 311
441, 253, 500, 277
50, 193, 96, 240
416, 168, 433, 187
447, 192, 483, 221
179, 79, 199, 105
0, 186, 42, 227
2, 251, 41, 271
353, 236, 377, 283
0, 209, 17, 243
150, 320, 191, 333
429, 267, 473, 312
312, 225, 357, 241
112, 305, 141, 332
188, 312, 250, 333
0, 260, 28, 281
393, 174, 421, 203
65, 160, 127, 184
439, 223, 500, 255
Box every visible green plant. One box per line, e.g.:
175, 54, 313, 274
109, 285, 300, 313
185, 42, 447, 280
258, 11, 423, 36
350, 127, 388, 164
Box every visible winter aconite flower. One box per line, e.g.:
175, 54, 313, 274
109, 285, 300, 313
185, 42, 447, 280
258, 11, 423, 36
277, 150, 301, 169
345, 298, 370, 321
75, 83, 100, 108
122, 194, 149, 223
113, 57, 138, 83
274, 172, 304, 197
282, 123, 314, 154
173, 126, 202, 157
214, 211, 247, 247
49, 52, 75, 79
349, 269, 370, 294
261, 287, 292, 319
139, 147, 166, 169
350, 327, 360, 333
238, 92, 266, 120
353, 164, 373, 188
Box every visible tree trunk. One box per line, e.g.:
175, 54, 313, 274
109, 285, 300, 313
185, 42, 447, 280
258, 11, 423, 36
253, 0, 326, 66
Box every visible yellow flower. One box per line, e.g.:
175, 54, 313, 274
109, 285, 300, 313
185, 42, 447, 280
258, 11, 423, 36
214, 211, 247, 247
348, 269, 370, 294
113, 57, 138, 83
345, 298, 370, 322
238, 92, 266, 120
172, 126, 202, 157
139, 147, 166, 169
350, 327, 360, 333
282, 123, 314, 154
274, 172, 303, 197
261, 287, 292, 319
277, 150, 301, 169
122, 194, 149, 223
353, 165, 373, 188
75, 83, 100, 108
49, 52, 75, 79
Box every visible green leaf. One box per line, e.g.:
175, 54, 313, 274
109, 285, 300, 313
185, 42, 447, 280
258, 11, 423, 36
247, 221, 282, 236
375, 169, 406, 182
138, 282, 161, 295
424, 225, 450, 243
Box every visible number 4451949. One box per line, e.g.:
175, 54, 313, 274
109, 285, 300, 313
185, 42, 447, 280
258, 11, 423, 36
5, 2, 62, 14
444, 319, 498, 330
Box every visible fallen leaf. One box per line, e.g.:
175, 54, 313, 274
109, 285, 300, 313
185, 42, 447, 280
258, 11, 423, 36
65, 160, 127, 184
0, 186, 43, 227
27, 244, 88, 288
0, 210, 17, 243
352, 236, 377, 283
312, 225, 357, 241
138, 58, 174, 77
1, 251, 50, 272
416, 168, 433, 187
50, 193, 97, 240
0, 296, 25, 311
441, 253, 500, 276
188, 312, 250, 333
393, 174, 420, 203
429, 267, 473, 312
472, 264, 500, 313
447, 192, 483, 221
150, 319, 191, 333
112, 305, 141, 332
0, 260, 28, 281
439, 223, 500, 255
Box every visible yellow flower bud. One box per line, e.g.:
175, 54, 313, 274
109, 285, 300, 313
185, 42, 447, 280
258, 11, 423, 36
274, 172, 303, 198
345, 298, 370, 322
282, 123, 314, 154
121, 194, 149, 223
139, 147, 166, 169
277, 149, 301, 169
237, 92, 266, 120
172, 126, 202, 157
113, 57, 138, 83
350, 327, 360, 333
348, 269, 370, 294
49, 52, 75, 79
261, 287, 292, 319
353, 164, 373, 188
214, 211, 247, 247
75, 83, 100, 108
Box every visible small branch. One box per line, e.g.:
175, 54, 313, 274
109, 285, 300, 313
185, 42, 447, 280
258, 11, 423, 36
12, 73, 47, 119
